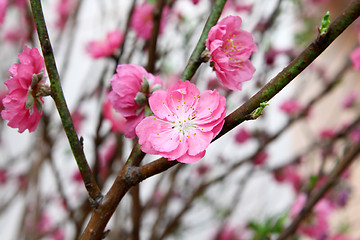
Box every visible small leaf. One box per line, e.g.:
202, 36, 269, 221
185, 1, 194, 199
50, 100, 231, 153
319, 11, 330, 35
251, 101, 269, 119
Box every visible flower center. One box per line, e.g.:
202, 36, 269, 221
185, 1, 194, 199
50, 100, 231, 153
223, 36, 245, 68
173, 117, 195, 135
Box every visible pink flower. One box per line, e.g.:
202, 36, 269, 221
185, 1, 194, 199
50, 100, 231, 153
349, 126, 360, 143
103, 93, 126, 133
86, 30, 124, 59
108, 64, 162, 138
350, 46, 360, 70
72, 170, 82, 184
330, 233, 353, 240
290, 193, 333, 239
235, 127, 251, 144
0, 168, 7, 185
319, 128, 335, 140
342, 90, 358, 109
98, 136, 117, 178
136, 80, 226, 163
37, 212, 52, 233
224, 1, 253, 14
206, 15, 257, 90
0, 0, 8, 25
52, 228, 65, 240
71, 109, 85, 132
273, 165, 302, 192
1, 46, 48, 133
279, 99, 302, 115
130, 2, 168, 40
253, 151, 268, 165
55, 0, 74, 29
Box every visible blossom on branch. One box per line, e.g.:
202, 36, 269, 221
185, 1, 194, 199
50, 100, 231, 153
86, 30, 124, 59
108, 64, 162, 138
136, 80, 226, 163
206, 15, 257, 90
1, 46, 49, 133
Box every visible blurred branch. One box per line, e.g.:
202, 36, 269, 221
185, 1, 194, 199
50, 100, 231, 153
29, 0, 103, 205
277, 141, 360, 240
146, 0, 167, 73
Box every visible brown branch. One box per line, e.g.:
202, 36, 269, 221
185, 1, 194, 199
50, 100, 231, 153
146, 0, 167, 73
277, 142, 360, 240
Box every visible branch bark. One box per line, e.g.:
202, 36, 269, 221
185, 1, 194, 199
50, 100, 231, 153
30, 0, 102, 204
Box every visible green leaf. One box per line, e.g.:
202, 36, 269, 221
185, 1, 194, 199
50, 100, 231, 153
319, 11, 330, 35
251, 101, 269, 119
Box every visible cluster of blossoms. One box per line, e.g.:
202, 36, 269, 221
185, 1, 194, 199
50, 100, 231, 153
108, 64, 162, 138
2, 14, 259, 165
1, 46, 49, 133
206, 15, 257, 90
86, 30, 124, 59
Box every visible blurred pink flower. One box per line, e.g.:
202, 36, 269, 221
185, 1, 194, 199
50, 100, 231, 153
319, 128, 336, 140
71, 109, 85, 132
330, 233, 353, 240
279, 99, 302, 115
235, 127, 251, 144
1, 46, 47, 133
350, 46, 360, 70
290, 193, 333, 239
253, 151, 268, 165
130, 2, 168, 40
265, 47, 293, 66
55, 0, 74, 29
52, 228, 65, 240
37, 212, 52, 233
72, 170, 82, 184
108, 64, 162, 138
86, 30, 124, 59
224, 1, 253, 13
274, 165, 302, 192
349, 126, 360, 143
213, 224, 247, 240
103, 92, 126, 133
206, 15, 257, 90
136, 80, 226, 163
0, 0, 8, 25
0, 168, 7, 185
342, 90, 358, 109
98, 136, 117, 178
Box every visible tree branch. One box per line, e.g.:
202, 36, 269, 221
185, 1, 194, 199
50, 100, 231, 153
215, 0, 360, 140
30, 0, 102, 205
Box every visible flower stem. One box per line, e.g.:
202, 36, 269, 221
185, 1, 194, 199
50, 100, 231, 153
29, 0, 103, 204
180, 0, 227, 81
